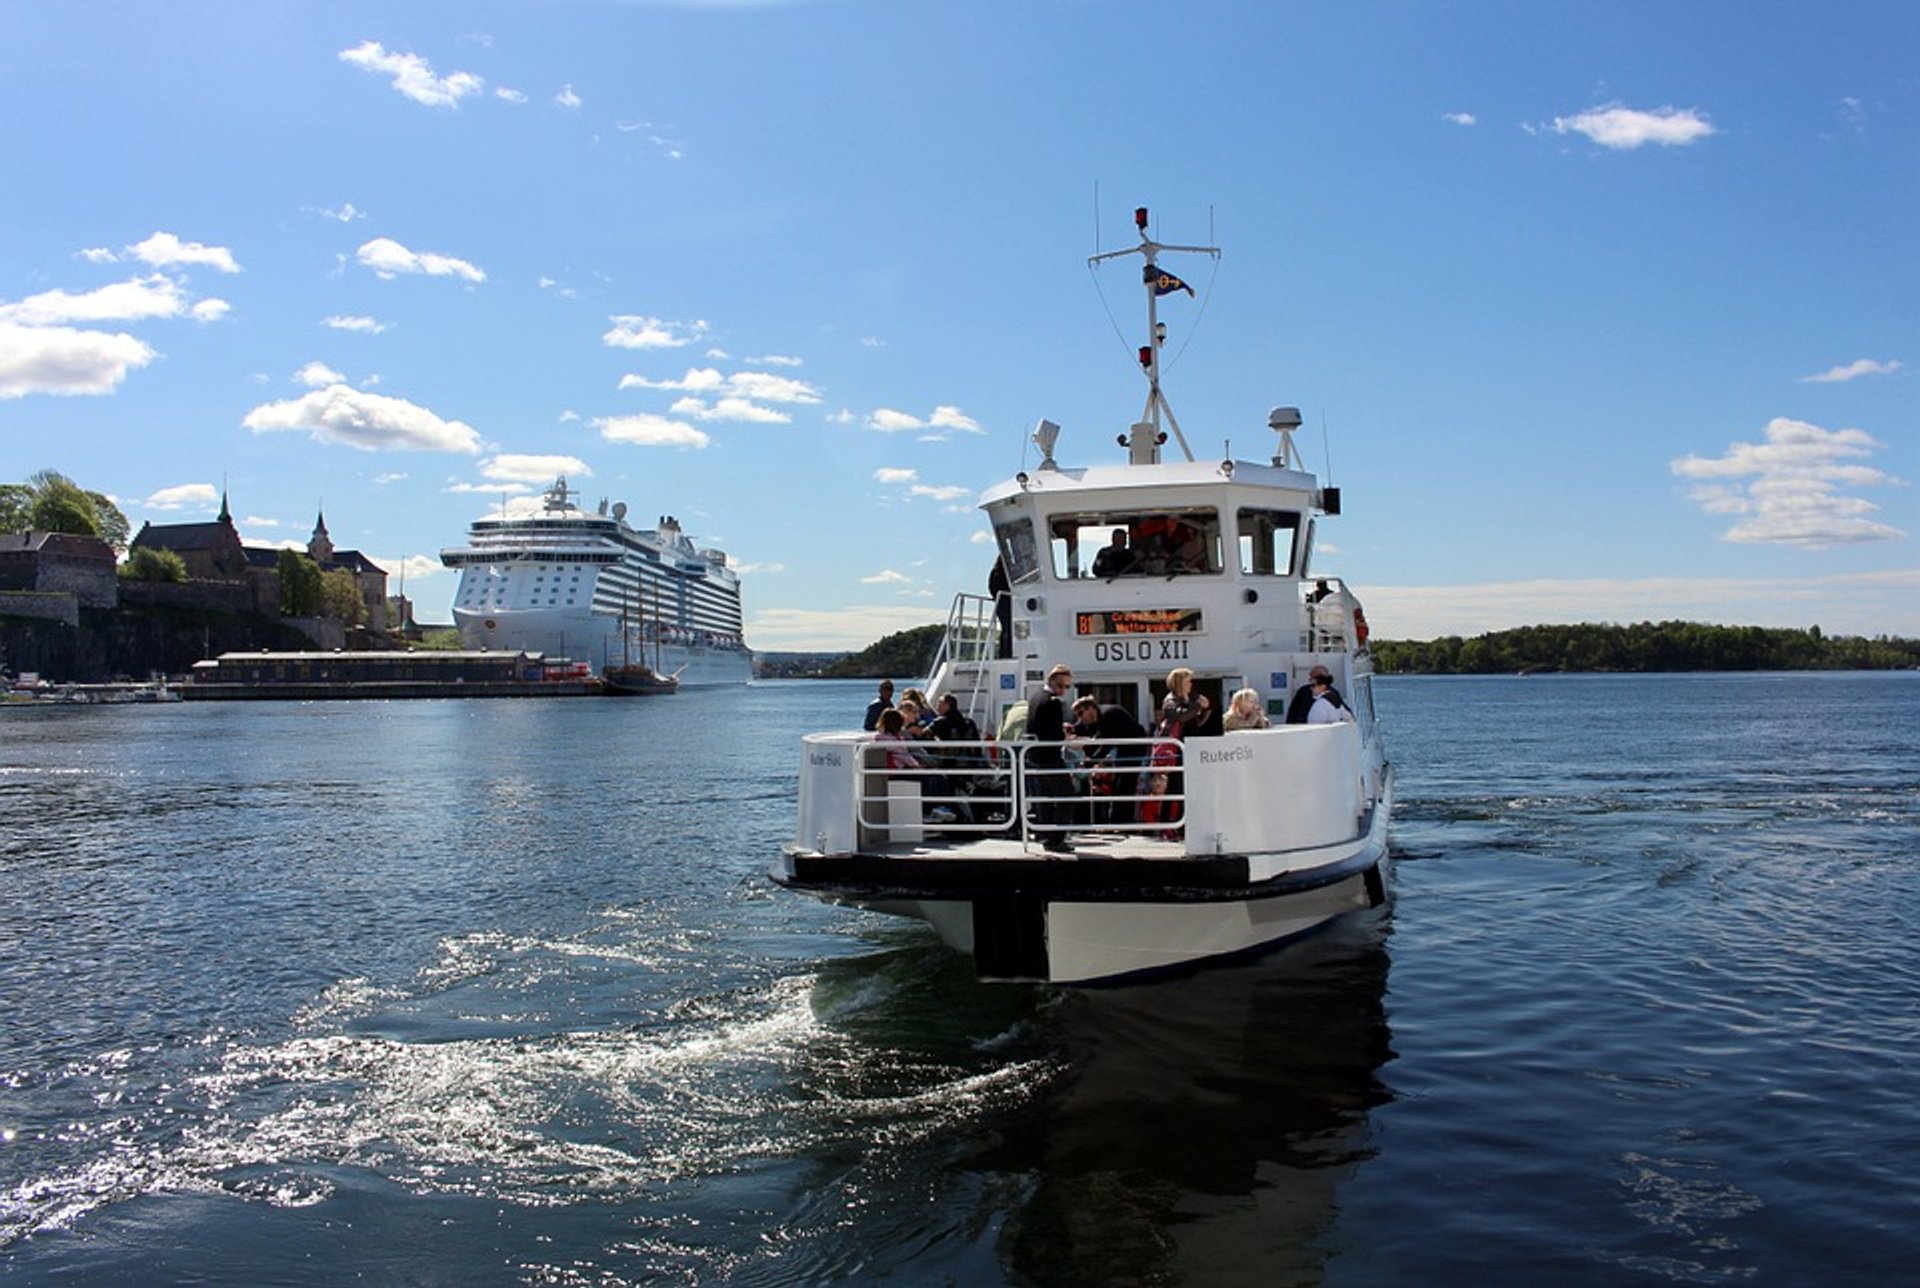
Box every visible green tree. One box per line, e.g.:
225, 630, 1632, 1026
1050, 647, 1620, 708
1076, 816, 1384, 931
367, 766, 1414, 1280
277, 549, 325, 616
120, 546, 189, 583
321, 568, 365, 626
0, 471, 131, 549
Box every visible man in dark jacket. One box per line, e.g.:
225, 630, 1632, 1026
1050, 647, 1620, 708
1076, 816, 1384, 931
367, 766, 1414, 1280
1027, 664, 1074, 852
863, 679, 894, 731
1285, 666, 1342, 724
1072, 696, 1147, 824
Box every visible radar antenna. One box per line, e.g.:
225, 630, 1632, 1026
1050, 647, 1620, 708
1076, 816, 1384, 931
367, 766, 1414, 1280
1089, 205, 1219, 464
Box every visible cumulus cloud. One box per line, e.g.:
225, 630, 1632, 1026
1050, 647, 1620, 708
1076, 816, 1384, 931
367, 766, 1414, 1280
669, 395, 790, 424
1800, 358, 1902, 384
861, 569, 913, 585
324, 315, 389, 334
481, 453, 591, 483
339, 40, 483, 108
356, 237, 485, 282
1444, 112, 1477, 126
1549, 103, 1716, 150
619, 367, 822, 405
593, 413, 710, 448
1671, 417, 1906, 547
554, 84, 582, 110
0, 275, 191, 326
243, 385, 483, 452
296, 360, 346, 387
910, 483, 972, 502
188, 299, 230, 323
496, 87, 528, 104
729, 561, 786, 576
0, 321, 155, 398
874, 467, 917, 484
603, 316, 710, 350
864, 404, 983, 435
143, 483, 219, 511
311, 203, 366, 223
127, 231, 241, 274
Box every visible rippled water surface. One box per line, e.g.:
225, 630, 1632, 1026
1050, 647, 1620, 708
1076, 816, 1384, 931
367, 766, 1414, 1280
3, 674, 1917, 1283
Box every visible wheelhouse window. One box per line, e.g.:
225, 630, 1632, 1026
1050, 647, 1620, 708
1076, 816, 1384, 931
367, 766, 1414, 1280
1236, 508, 1303, 576
1048, 509, 1221, 579
995, 519, 1040, 585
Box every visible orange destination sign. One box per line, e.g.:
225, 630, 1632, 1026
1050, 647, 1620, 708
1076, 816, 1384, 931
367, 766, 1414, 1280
1076, 608, 1204, 636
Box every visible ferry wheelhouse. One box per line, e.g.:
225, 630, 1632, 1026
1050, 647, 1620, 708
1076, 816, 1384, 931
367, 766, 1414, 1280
774, 208, 1392, 984
441, 481, 750, 687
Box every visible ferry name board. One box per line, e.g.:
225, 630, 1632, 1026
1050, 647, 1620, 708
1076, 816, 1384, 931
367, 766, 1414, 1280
1076, 608, 1203, 636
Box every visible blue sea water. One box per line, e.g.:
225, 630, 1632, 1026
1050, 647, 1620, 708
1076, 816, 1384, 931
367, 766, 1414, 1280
2, 673, 1917, 1283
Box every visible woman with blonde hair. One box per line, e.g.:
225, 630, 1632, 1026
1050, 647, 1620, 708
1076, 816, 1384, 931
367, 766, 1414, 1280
1223, 687, 1271, 731
1157, 666, 1210, 738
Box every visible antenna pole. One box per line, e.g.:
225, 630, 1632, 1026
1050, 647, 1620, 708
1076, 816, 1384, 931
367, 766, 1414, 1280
1088, 205, 1218, 463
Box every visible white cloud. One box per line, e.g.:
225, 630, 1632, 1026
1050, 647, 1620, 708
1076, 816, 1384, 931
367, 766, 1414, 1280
0, 321, 155, 398
619, 366, 821, 405
339, 40, 483, 108
77, 247, 117, 265
603, 316, 710, 350
910, 483, 971, 502
861, 569, 913, 585
142, 483, 218, 511
128, 231, 241, 274
1671, 417, 1906, 547
747, 604, 948, 652
729, 561, 786, 576
866, 408, 924, 433
188, 299, 230, 323
1550, 103, 1716, 150
296, 360, 346, 388
1444, 112, 1477, 127
874, 467, 918, 484
669, 395, 791, 424
482, 453, 591, 483
0, 274, 188, 326
969, 529, 994, 545
1369, 569, 1920, 641
496, 87, 528, 104
373, 473, 407, 484
369, 552, 447, 583
554, 84, 582, 110
312, 203, 365, 223
324, 315, 389, 334
243, 384, 483, 452
593, 413, 710, 448
356, 237, 485, 283
444, 480, 535, 495
929, 405, 983, 433
750, 354, 803, 367
242, 516, 282, 527
1800, 358, 1902, 384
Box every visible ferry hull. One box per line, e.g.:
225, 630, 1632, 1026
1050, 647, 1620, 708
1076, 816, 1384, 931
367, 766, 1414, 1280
777, 778, 1392, 985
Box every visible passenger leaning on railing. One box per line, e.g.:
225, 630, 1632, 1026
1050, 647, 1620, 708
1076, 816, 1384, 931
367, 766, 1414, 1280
876, 707, 972, 824
1071, 696, 1148, 824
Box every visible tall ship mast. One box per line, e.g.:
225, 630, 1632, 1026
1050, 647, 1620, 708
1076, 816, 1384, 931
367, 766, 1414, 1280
440, 479, 750, 687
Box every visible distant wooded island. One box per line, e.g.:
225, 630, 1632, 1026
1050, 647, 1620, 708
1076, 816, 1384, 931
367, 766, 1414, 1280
754, 621, 1919, 679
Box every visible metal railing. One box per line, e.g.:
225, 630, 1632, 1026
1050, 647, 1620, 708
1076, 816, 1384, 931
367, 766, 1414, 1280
924, 593, 1004, 728
854, 736, 1187, 846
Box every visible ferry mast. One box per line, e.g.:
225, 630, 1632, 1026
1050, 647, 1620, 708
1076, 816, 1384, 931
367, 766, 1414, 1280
1089, 205, 1219, 465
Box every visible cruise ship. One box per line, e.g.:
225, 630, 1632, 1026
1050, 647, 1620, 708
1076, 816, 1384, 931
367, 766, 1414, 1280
441, 480, 750, 687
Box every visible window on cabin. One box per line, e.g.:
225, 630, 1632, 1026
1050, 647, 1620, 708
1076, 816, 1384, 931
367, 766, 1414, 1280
1236, 508, 1303, 576
1048, 509, 1221, 579
995, 519, 1040, 585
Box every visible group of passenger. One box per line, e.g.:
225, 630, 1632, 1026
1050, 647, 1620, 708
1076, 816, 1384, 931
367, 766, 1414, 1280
860, 662, 1354, 845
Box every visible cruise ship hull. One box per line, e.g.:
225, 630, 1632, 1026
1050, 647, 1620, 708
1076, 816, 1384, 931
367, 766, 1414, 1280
453, 606, 751, 687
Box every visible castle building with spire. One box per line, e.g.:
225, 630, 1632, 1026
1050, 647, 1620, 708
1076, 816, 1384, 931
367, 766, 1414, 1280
130, 494, 388, 630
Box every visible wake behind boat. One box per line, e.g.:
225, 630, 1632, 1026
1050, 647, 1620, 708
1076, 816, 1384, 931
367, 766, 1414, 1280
774, 207, 1393, 984
441, 481, 750, 687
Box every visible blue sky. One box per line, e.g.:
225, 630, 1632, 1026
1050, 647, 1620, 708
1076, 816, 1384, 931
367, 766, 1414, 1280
3, 1, 1913, 649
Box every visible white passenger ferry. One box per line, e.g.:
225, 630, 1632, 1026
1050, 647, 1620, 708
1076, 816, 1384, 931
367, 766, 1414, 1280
441, 481, 750, 687
774, 208, 1392, 983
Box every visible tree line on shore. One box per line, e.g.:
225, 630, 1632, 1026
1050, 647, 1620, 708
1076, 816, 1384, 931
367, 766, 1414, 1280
761, 620, 1917, 679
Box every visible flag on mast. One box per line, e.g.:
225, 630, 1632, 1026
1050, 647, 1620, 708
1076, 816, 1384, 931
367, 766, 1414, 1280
1144, 262, 1194, 297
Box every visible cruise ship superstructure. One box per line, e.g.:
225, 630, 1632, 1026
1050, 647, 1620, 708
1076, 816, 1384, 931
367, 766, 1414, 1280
441, 480, 750, 687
